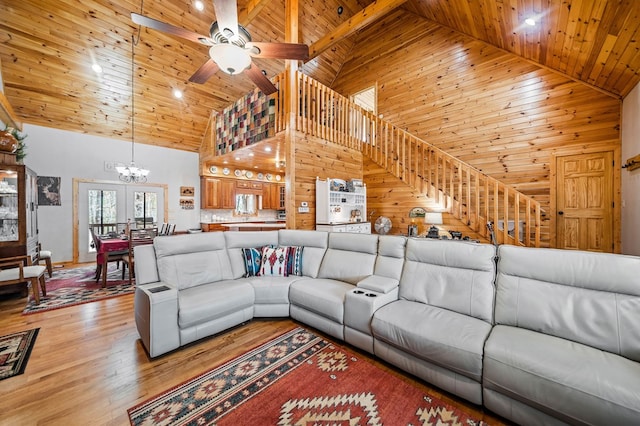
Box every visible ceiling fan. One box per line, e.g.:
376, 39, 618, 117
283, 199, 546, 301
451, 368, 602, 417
131, 0, 309, 95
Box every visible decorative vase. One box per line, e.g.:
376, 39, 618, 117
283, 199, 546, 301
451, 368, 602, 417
0, 131, 17, 153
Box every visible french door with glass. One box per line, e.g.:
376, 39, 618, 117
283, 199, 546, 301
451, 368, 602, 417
77, 182, 164, 263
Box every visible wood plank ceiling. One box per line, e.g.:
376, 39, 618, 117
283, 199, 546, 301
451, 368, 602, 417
0, 0, 639, 166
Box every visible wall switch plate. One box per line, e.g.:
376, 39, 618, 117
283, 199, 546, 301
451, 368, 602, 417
104, 161, 115, 172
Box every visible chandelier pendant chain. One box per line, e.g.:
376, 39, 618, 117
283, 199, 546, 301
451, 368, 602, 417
117, 10, 149, 184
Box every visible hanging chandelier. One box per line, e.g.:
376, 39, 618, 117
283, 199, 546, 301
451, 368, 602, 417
116, 33, 149, 183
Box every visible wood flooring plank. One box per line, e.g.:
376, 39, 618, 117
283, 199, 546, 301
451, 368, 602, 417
0, 285, 507, 425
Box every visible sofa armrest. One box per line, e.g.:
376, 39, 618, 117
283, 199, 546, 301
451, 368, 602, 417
357, 275, 399, 294
134, 282, 180, 357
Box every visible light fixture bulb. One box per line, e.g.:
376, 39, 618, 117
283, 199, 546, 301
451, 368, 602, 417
525, 18, 536, 26
194, 0, 204, 11
208, 44, 251, 75
173, 88, 183, 99
92, 63, 103, 74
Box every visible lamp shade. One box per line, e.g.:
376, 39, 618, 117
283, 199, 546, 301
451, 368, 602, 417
424, 212, 443, 225
209, 44, 252, 75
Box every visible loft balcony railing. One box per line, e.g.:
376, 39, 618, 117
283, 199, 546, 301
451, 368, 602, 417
212, 71, 543, 247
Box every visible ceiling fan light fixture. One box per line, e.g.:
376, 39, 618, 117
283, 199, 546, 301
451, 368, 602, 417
209, 44, 251, 75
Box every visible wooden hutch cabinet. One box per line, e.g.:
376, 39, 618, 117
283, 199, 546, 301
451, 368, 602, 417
0, 163, 38, 260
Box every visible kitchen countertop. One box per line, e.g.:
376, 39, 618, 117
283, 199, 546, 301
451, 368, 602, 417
201, 221, 286, 228
221, 222, 286, 229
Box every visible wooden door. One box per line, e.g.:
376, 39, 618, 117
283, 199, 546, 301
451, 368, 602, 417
556, 151, 613, 252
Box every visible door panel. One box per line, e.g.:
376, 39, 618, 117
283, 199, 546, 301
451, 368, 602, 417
77, 182, 164, 263
556, 152, 613, 252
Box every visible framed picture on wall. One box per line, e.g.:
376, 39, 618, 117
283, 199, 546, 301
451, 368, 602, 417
37, 176, 62, 206
180, 186, 195, 197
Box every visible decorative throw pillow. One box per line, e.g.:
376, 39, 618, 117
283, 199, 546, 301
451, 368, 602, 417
242, 247, 263, 277
259, 246, 290, 277
286, 246, 304, 276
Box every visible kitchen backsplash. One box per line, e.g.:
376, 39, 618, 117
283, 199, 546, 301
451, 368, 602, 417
201, 209, 281, 223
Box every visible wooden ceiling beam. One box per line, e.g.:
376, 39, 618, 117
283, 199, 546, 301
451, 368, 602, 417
238, 0, 273, 27
308, 0, 409, 60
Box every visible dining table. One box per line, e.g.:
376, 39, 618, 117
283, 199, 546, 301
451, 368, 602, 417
96, 236, 129, 288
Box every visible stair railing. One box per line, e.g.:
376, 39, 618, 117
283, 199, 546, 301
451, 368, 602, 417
286, 71, 542, 247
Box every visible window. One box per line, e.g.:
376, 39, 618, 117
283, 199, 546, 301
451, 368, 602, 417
134, 191, 157, 228
88, 189, 117, 252
350, 86, 377, 143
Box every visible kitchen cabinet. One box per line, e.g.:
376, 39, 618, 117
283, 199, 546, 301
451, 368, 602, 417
261, 183, 284, 210
201, 177, 236, 209
315, 223, 371, 234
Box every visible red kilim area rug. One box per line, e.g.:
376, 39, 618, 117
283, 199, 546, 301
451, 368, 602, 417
22, 263, 134, 315
128, 327, 489, 426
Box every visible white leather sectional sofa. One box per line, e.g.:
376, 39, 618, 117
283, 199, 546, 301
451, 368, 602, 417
133, 229, 640, 425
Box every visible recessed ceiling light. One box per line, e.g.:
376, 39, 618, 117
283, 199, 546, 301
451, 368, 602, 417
92, 63, 103, 74
249, 152, 254, 157
194, 0, 204, 11
265, 146, 272, 152
173, 88, 183, 99
235, 156, 240, 161
254, 166, 258, 169
525, 18, 536, 26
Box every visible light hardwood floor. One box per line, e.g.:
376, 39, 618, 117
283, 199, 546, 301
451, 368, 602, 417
0, 289, 509, 425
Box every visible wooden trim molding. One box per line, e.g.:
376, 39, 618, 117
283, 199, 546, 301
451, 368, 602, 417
72, 178, 169, 264
0, 92, 22, 130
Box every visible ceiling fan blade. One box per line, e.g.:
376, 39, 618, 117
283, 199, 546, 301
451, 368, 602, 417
189, 59, 220, 84
245, 64, 278, 95
131, 13, 213, 45
246, 42, 309, 60
212, 0, 239, 39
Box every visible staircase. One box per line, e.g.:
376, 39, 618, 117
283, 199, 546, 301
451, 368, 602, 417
281, 72, 543, 247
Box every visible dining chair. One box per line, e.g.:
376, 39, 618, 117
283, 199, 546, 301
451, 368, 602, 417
122, 227, 158, 284
36, 243, 53, 277
0, 255, 47, 304
89, 226, 128, 282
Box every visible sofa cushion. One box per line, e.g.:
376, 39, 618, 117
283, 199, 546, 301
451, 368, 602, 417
279, 230, 328, 278
248, 275, 302, 305
289, 278, 353, 323
484, 325, 640, 424
260, 246, 289, 276
154, 233, 233, 290
285, 246, 304, 276
178, 280, 254, 329
374, 235, 407, 280
400, 239, 496, 323
242, 247, 263, 277
372, 299, 492, 382
496, 245, 640, 362
318, 233, 378, 285
224, 231, 280, 279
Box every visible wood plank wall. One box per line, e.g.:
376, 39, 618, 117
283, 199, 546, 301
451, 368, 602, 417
364, 157, 488, 242
290, 131, 362, 230
331, 9, 622, 248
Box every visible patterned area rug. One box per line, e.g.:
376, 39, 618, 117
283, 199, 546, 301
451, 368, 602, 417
22, 264, 134, 315
0, 328, 39, 381
128, 327, 488, 426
